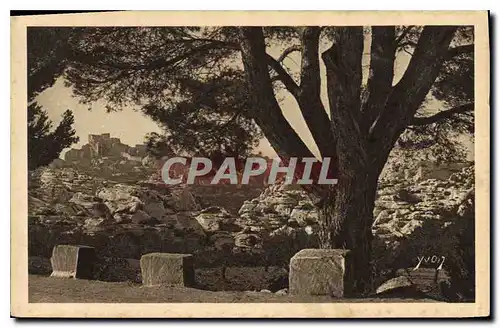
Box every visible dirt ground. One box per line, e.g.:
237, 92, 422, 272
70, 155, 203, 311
28, 275, 440, 303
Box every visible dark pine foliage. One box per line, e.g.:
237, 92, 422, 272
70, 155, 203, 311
28, 103, 79, 170
27, 28, 81, 170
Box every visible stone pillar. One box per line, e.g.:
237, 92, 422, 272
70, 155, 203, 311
140, 253, 195, 287
289, 249, 353, 297
50, 245, 97, 279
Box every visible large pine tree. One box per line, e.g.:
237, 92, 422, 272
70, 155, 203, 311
52, 26, 473, 295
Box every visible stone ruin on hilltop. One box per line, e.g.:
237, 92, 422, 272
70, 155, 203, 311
45, 133, 159, 182
63, 133, 148, 163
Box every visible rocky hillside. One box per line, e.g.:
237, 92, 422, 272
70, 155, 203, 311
376, 163, 473, 236
28, 157, 474, 298
228, 163, 474, 246
29, 167, 203, 258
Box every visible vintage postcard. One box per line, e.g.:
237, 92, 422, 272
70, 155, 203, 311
11, 11, 489, 318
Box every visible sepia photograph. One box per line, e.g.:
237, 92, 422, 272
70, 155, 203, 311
10, 11, 490, 318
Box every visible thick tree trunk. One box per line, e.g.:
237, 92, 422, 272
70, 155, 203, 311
238, 26, 458, 297
317, 165, 380, 296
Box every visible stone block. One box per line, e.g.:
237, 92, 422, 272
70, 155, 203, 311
50, 245, 97, 279
289, 248, 353, 297
140, 253, 195, 287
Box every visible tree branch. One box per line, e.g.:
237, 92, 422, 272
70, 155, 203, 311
362, 26, 396, 132
395, 26, 415, 46
239, 27, 315, 160
296, 27, 337, 159
267, 28, 337, 160
398, 40, 418, 49
265, 54, 301, 98
410, 103, 474, 126
241, 27, 333, 201
368, 26, 458, 170
446, 44, 474, 59
277, 44, 302, 62
69, 39, 239, 72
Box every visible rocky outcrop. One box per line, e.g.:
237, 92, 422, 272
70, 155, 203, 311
237, 183, 318, 236
195, 207, 235, 232
229, 163, 475, 273
372, 165, 474, 243
28, 167, 205, 259
28, 156, 474, 295
235, 164, 473, 242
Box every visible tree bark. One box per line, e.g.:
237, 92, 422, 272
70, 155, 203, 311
315, 27, 379, 296
297, 27, 337, 159
361, 26, 396, 132
317, 161, 380, 295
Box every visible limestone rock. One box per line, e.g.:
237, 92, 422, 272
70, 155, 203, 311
112, 213, 132, 224
171, 213, 206, 238
50, 245, 97, 279
84, 217, 112, 231
399, 219, 424, 235
49, 158, 68, 169
274, 203, 293, 217
376, 276, 415, 295
69, 192, 111, 218
141, 155, 157, 168
269, 225, 297, 239
290, 207, 318, 226
289, 249, 353, 297
393, 189, 421, 204
96, 184, 144, 211
275, 288, 288, 296
234, 233, 262, 248
140, 253, 195, 287
238, 201, 257, 215
372, 210, 392, 227
195, 207, 235, 232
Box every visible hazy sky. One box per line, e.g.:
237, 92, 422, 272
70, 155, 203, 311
36, 32, 467, 159
37, 77, 163, 149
